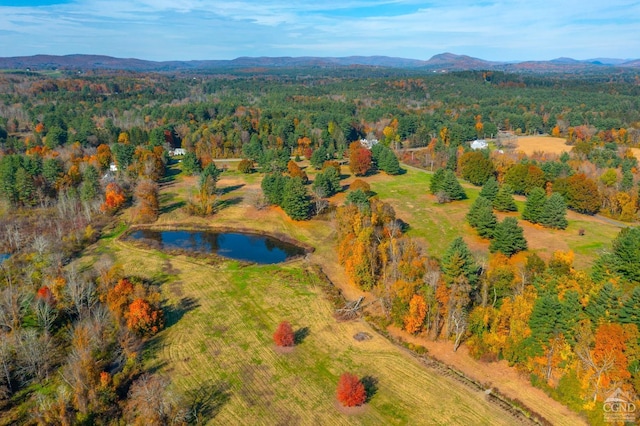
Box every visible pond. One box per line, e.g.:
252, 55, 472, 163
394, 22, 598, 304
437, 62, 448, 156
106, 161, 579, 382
128, 229, 307, 264
0, 254, 9, 263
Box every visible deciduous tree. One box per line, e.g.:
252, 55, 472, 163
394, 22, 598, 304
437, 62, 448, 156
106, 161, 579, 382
273, 321, 295, 347
336, 373, 367, 407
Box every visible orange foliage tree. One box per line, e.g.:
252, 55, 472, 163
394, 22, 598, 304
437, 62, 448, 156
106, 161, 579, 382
101, 182, 126, 214
336, 373, 367, 407
126, 298, 164, 336
273, 321, 295, 347
404, 294, 427, 334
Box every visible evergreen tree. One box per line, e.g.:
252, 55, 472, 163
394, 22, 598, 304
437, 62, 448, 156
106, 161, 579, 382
15, 167, 36, 207
372, 144, 401, 175
0, 154, 20, 205
466, 196, 497, 238
560, 290, 583, 344
181, 151, 201, 176
80, 165, 100, 202
200, 163, 222, 196
522, 187, 546, 223
458, 151, 494, 186
493, 183, 517, 212
261, 173, 287, 206
42, 158, 64, 188
585, 282, 621, 325
429, 168, 446, 195
540, 193, 568, 229
345, 189, 370, 210
593, 227, 640, 283
312, 167, 341, 197
527, 294, 564, 356
618, 286, 640, 328
490, 217, 527, 257
310, 145, 328, 170
243, 134, 263, 161
442, 237, 479, 289
282, 177, 310, 220
441, 170, 466, 201
44, 126, 67, 149
479, 176, 499, 201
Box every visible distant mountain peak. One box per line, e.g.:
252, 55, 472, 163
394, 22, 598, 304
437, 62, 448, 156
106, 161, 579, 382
0, 53, 638, 73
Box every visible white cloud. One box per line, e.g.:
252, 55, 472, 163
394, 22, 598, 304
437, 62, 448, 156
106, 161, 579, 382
0, 0, 637, 61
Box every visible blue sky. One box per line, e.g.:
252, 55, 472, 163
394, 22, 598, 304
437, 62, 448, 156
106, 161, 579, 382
0, 0, 638, 61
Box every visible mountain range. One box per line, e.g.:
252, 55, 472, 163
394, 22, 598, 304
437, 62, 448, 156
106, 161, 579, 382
1, 52, 638, 73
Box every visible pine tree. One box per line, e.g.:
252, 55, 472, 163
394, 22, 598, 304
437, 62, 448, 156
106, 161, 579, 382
312, 167, 341, 197
493, 183, 517, 212
261, 173, 287, 206
466, 196, 497, 238
618, 286, 640, 328
429, 168, 446, 195
441, 170, 466, 201
585, 282, 621, 325
282, 177, 310, 220
522, 187, 546, 223
479, 176, 499, 201
181, 151, 201, 176
15, 167, 36, 207
80, 165, 100, 202
490, 217, 527, 257
527, 294, 563, 356
540, 193, 568, 229
442, 237, 479, 289
593, 227, 640, 283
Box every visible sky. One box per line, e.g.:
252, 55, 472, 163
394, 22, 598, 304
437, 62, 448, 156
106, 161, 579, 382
0, 0, 638, 62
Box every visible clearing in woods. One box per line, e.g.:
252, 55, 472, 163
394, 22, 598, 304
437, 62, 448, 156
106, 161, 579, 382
91, 160, 607, 424
514, 136, 571, 156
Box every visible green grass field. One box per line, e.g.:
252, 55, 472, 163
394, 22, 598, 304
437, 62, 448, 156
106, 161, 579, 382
84, 160, 620, 424
107, 241, 513, 425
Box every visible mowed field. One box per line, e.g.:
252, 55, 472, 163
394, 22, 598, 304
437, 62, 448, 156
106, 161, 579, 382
514, 136, 571, 156
103, 241, 514, 425
88, 159, 616, 425
515, 135, 640, 162
367, 166, 621, 269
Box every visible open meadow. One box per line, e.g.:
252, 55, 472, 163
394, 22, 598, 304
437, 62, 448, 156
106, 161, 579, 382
79, 158, 616, 424
97, 235, 515, 425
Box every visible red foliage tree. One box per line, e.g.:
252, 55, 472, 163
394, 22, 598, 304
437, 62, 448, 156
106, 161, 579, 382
36, 285, 56, 306
349, 142, 372, 177
336, 373, 367, 407
273, 320, 295, 347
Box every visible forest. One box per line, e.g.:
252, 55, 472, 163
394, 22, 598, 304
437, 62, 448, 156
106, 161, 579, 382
1, 66, 640, 424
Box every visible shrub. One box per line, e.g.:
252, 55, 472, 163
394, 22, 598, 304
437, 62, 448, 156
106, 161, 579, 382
336, 373, 367, 407
273, 321, 295, 347
237, 159, 254, 174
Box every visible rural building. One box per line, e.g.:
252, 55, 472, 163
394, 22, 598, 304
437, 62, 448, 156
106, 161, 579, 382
470, 139, 488, 150
169, 148, 186, 156
109, 163, 118, 172
359, 138, 379, 149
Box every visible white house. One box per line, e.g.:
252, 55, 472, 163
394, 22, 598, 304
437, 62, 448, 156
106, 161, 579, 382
359, 138, 379, 149
109, 163, 118, 172
169, 148, 186, 156
470, 139, 488, 150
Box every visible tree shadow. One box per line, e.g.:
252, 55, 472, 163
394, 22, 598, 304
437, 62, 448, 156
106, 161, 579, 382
361, 375, 378, 403
294, 327, 310, 345
220, 183, 245, 195
164, 296, 200, 329
160, 166, 181, 184
216, 197, 243, 210
160, 200, 186, 214
186, 381, 231, 422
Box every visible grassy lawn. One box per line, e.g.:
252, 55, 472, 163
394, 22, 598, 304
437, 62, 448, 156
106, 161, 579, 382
83, 160, 624, 424
367, 166, 622, 267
